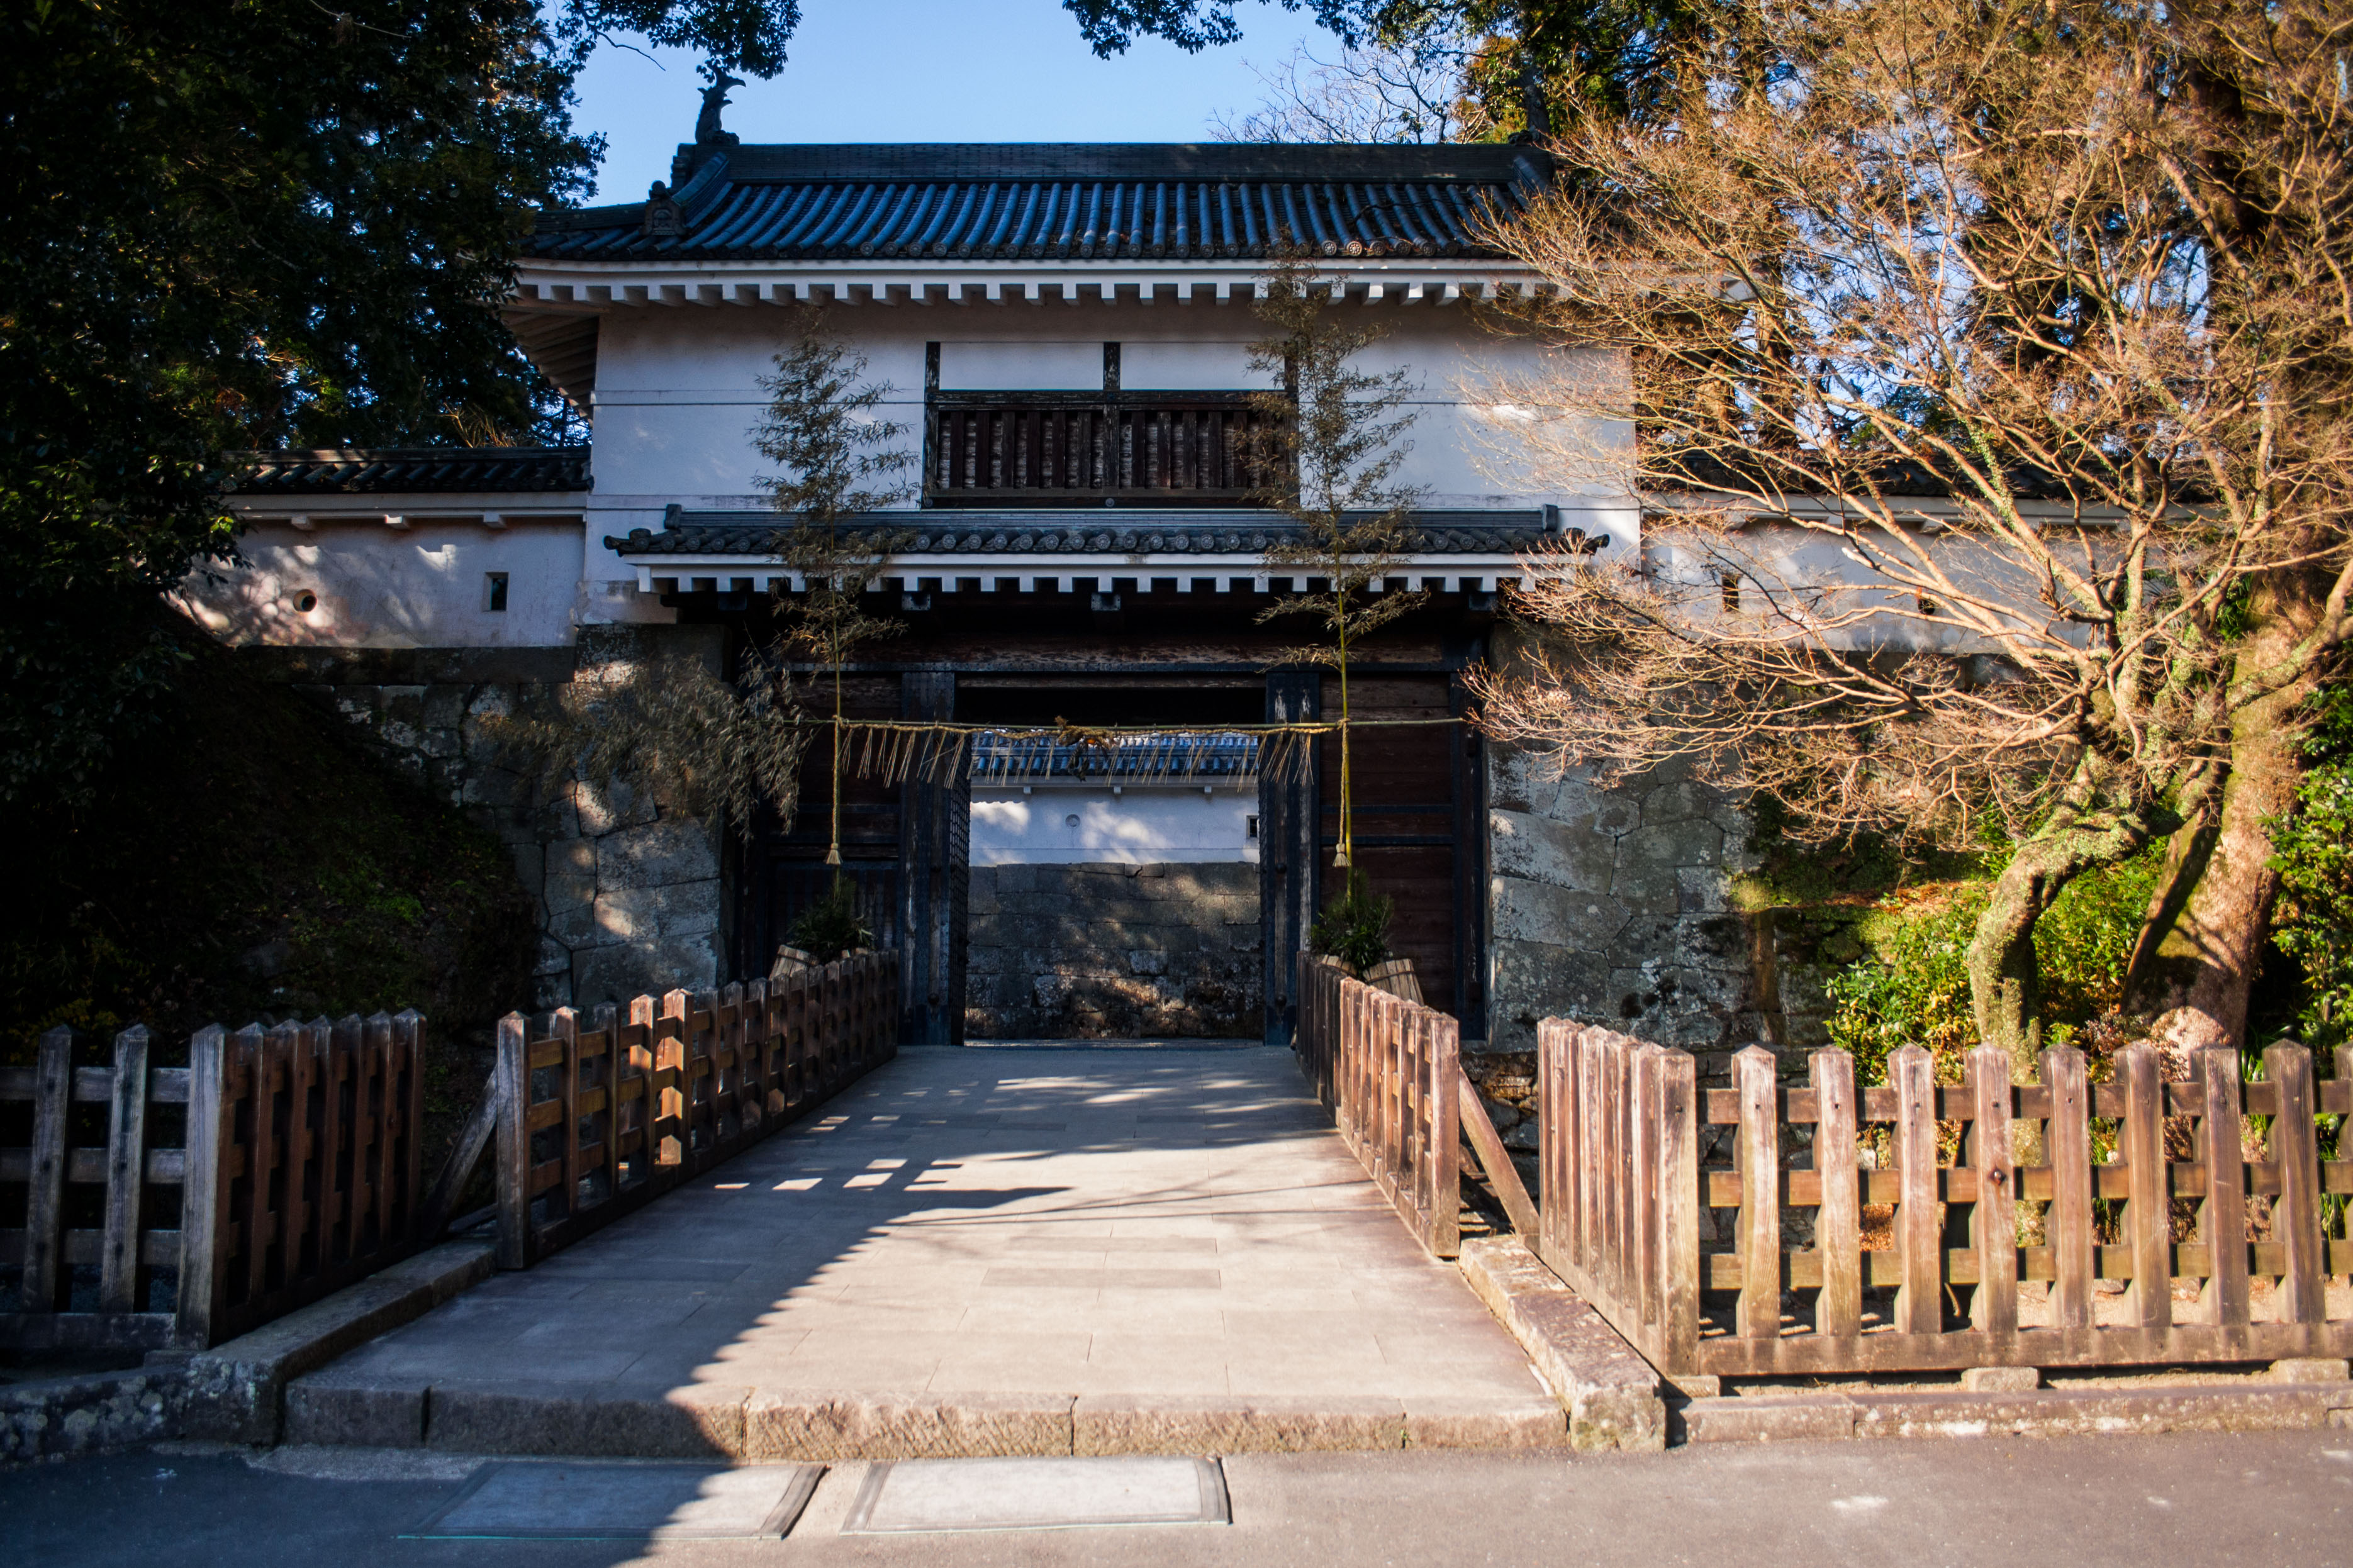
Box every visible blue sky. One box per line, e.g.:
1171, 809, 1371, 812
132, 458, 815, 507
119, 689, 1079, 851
571, 1, 1334, 201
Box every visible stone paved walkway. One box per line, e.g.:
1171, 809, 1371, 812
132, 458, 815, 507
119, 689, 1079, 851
315, 1045, 1545, 1442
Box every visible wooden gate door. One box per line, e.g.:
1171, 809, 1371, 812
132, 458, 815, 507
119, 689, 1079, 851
1317, 672, 1485, 1031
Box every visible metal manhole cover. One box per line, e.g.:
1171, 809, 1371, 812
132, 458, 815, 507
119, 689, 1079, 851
407, 1460, 823, 1540
841, 1456, 1229, 1534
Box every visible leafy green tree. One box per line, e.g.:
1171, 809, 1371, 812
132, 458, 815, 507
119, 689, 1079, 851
1065, 0, 1715, 132
2, 0, 800, 808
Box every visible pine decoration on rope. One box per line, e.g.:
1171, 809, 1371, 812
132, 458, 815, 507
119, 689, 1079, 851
1310, 869, 1396, 974
790, 874, 873, 963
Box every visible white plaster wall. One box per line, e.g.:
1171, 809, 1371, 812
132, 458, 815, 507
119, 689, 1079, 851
939, 339, 1104, 389
971, 784, 1259, 865
581, 301, 1617, 513
181, 520, 584, 647
1124, 340, 1261, 389
1646, 521, 2086, 653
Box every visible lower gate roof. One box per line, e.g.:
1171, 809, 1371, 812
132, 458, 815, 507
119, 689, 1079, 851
606, 506, 1567, 559
606, 506, 1599, 597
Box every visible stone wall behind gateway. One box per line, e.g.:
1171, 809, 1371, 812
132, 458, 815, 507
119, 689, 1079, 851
1485, 745, 1841, 1082
966, 862, 1261, 1038
235, 625, 728, 1010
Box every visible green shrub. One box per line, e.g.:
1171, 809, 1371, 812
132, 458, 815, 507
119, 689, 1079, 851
1823, 845, 2161, 1084
790, 876, 872, 963
1825, 888, 1982, 1087
1311, 869, 1394, 973
2268, 684, 2353, 1052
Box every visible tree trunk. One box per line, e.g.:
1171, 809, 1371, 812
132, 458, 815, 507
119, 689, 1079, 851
2130, 695, 2307, 1054
2122, 574, 2322, 1053
2120, 780, 2223, 1008
1967, 774, 2170, 1080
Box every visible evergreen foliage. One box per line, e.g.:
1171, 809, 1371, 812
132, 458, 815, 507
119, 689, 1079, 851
1309, 869, 1397, 972
2264, 684, 2353, 1052
3, 0, 800, 808
1066, 1, 1699, 130
789, 876, 873, 964
1825, 847, 2164, 1085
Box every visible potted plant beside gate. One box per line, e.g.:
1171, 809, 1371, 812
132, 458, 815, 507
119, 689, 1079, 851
1311, 870, 1422, 1004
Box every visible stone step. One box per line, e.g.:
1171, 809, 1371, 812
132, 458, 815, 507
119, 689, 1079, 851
281, 1381, 1574, 1458
1455, 1235, 1667, 1452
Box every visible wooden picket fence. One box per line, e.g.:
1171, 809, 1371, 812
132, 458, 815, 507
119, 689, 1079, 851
493, 952, 898, 1269
1538, 1021, 2353, 1377
1296, 954, 1536, 1259
1, 1015, 425, 1352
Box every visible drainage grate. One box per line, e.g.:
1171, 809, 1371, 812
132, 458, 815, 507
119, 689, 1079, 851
407, 1461, 823, 1540
841, 1456, 1230, 1534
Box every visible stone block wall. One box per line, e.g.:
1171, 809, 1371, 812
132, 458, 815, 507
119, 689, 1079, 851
1485, 744, 1781, 1081
237, 625, 727, 1009
966, 862, 1261, 1038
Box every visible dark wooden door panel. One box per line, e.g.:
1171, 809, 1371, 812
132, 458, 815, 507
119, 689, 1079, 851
1316, 673, 1478, 1026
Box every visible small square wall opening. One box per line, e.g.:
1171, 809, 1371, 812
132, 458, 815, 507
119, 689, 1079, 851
484, 571, 510, 612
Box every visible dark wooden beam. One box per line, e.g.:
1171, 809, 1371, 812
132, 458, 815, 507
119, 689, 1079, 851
1261, 671, 1321, 1047
898, 670, 968, 1045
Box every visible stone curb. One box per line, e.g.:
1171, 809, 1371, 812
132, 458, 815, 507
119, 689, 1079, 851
182, 1240, 498, 1445
751, 1392, 1072, 1460
3, 1239, 493, 1464
1076, 1394, 1407, 1455
1681, 1379, 2353, 1445
274, 1381, 1576, 1459
1455, 1235, 1665, 1452
2, 1369, 181, 1466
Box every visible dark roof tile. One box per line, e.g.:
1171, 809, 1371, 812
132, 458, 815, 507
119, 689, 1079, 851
605, 507, 1585, 559
534, 143, 1541, 265
230, 447, 590, 496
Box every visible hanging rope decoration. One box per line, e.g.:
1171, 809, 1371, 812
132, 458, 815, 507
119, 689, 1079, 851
800, 716, 1468, 789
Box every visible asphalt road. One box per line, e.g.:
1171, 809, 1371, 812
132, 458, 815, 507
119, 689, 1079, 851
4, 1431, 2348, 1567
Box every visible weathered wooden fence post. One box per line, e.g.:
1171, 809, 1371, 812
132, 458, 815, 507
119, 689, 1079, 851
99, 1025, 152, 1316
1967, 1043, 2018, 1338
22, 1028, 71, 1316
1733, 1045, 1780, 1341
1891, 1043, 1942, 1336
176, 1026, 227, 1348
2197, 1045, 2250, 1330
2267, 1042, 2325, 1325
1811, 1047, 1860, 1342
495, 1011, 530, 1271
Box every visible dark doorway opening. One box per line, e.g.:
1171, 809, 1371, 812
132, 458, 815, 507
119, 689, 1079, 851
956, 684, 1263, 728
962, 679, 1267, 1042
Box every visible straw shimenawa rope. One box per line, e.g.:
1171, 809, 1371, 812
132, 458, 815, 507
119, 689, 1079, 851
811, 716, 1466, 788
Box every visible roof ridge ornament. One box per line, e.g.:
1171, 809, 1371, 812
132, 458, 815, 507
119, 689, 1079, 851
642, 182, 685, 238
695, 66, 744, 148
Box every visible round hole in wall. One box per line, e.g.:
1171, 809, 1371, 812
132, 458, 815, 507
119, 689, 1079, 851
292, 591, 318, 613
1064, 813, 1081, 829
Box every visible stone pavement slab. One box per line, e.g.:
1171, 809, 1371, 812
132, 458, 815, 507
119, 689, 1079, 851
409, 1460, 822, 1540
292, 1045, 1557, 1455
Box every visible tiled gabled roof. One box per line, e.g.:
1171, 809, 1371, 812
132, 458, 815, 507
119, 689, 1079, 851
606, 507, 1580, 557
230, 447, 591, 495
532, 143, 1546, 265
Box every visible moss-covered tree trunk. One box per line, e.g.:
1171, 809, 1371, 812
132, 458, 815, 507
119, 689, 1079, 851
1966, 760, 2171, 1079
2123, 574, 2322, 1050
